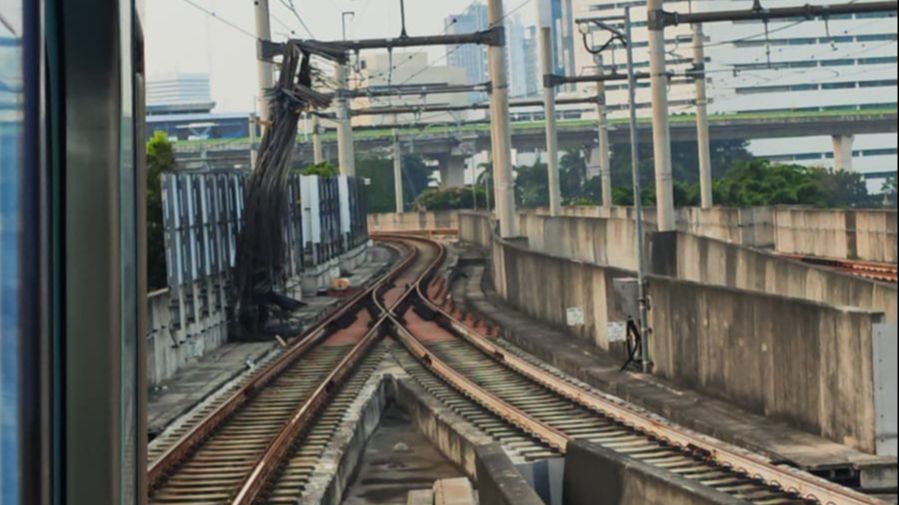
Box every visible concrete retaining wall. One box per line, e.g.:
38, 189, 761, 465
774, 208, 898, 263
490, 235, 891, 454
648, 275, 885, 454
649, 231, 898, 322
368, 211, 460, 232
491, 236, 633, 356
476, 445, 546, 505
563, 440, 750, 505
146, 288, 227, 387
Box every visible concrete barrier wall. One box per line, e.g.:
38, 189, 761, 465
774, 208, 898, 263
367, 211, 460, 232
476, 445, 546, 505
491, 236, 636, 356
563, 440, 750, 505
554, 205, 896, 262
648, 275, 885, 454
459, 211, 494, 248
490, 235, 890, 453
146, 288, 227, 387
650, 231, 898, 322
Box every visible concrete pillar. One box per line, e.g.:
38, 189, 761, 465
595, 56, 612, 208
248, 113, 258, 169
832, 134, 855, 171
439, 155, 468, 188
693, 23, 713, 209
312, 114, 323, 165
540, 26, 562, 216
335, 63, 356, 176
393, 129, 404, 213
254, 0, 274, 126
487, 0, 518, 237
647, 0, 676, 231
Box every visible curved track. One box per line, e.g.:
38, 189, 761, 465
386, 235, 885, 505
147, 238, 442, 505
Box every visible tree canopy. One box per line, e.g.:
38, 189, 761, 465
147, 131, 175, 291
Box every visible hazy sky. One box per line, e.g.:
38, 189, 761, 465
145, 0, 536, 112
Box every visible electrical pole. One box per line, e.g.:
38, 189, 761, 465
249, 113, 258, 169
487, 0, 518, 237
254, 0, 274, 127
393, 128, 404, 214
540, 25, 562, 217
595, 55, 612, 208
335, 63, 356, 176
312, 114, 323, 164
624, 6, 651, 374
693, 23, 713, 209
647, 0, 676, 231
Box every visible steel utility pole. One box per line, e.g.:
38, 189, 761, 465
624, 6, 651, 374
595, 55, 612, 208
540, 24, 562, 216
312, 114, 324, 164
487, 0, 518, 237
647, 0, 676, 231
335, 63, 356, 176
393, 128, 404, 214
693, 23, 713, 209
254, 0, 275, 128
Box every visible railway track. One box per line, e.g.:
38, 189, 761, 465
385, 235, 886, 505
147, 237, 441, 504
147, 234, 886, 505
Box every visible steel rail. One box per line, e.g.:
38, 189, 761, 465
148, 241, 419, 490
228, 237, 442, 504
408, 237, 884, 505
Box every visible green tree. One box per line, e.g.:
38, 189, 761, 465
298, 161, 339, 177
413, 186, 489, 211
147, 131, 175, 291
883, 176, 897, 208
355, 153, 432, 213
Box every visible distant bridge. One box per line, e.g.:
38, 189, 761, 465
174, 110, 897, 169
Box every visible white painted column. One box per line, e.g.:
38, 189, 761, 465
595, 56, 612, 208
393, 129, 404, 213
487, 0, 518, 237
540, 26, 562, 216
312, 115, 324, 165
647, 0, 676, 231
335, 63, 356, 176
693, 23, 713, 209
832, 134, 855, 171
254, 0, 274, 126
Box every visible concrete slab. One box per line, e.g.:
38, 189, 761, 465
433, 478, 476, 505
451, 255, 897, 491
341, 406, 465, 505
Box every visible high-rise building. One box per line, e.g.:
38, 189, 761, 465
507, 15, 540, 98
570, 0, 896, 191
446, 3, 490, 87
147, 73, 215, 115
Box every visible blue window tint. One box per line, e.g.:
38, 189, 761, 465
0, 3, 24, 504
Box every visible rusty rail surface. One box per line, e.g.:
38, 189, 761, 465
148, 241, 420, 492
392, 235, 884, 505
228, 237, 445, 504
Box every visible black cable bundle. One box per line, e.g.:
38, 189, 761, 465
235, 42, 332, 334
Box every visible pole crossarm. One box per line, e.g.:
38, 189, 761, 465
261, 27, 507, 63
544, 72, 650, 87
338, 82, 492, 99
652, 0, 897, 27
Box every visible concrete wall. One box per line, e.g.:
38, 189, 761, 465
648, 275, 886, 454
491, 235, 637, 357
367, 211, 460, 232
650, 231, 898, 322
146, 288, 227, 387
563, 440, 750, 505
476, 445, 546, 505
774, 208, 898, 263
489, 234, 891, 454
